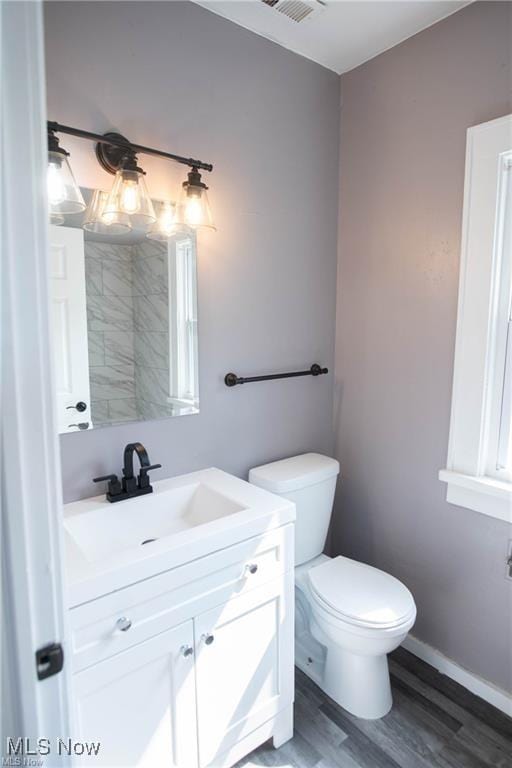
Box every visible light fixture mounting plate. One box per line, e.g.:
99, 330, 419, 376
95, 132, 132, 175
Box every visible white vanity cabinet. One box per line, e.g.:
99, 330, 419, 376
195, 576, 291, 767
73, 621, 198, 768
68, 524, 294, 768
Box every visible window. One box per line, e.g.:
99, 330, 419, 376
168, 236, 199, 408
440, 115, 512, 522
487, 155, 512, 482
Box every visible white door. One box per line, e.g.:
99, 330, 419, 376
73, 621, 198, 768
195, 577, 294, 768
49, 225, 91, 432
2, 0, 72, 753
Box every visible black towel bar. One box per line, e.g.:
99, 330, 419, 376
224, 364, 328, 387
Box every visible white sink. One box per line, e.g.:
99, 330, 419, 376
65, 482, 246, 563
63, 468, 295, 606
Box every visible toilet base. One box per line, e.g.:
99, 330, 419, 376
322, 645, 392, 719
296, 642, 393, 720
294, 565, 413, 720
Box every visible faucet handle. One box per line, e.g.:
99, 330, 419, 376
138, 463, 162, 489
93, 473, 118, 483
93, 473, 122, 496
140, 464, 162, 474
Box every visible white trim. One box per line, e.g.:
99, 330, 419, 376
402, 635, 512, 717
439, 470, 511, 524
168, 235, 199, 407
442, 114, 512, 521
1, 0, 72, 748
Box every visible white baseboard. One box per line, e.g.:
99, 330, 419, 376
402, 635, 512, 718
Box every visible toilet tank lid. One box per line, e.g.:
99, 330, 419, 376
249, 453, 340, 493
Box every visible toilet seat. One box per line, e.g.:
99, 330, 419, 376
308, 556, 416, 630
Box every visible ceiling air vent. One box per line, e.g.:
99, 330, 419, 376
261, 0, 326, 24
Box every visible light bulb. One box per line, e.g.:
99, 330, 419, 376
177, 167, 215, 230
185, 196, 203, 227
102, 199, 117, 226
120, 179, 140, 214
159, 202, 176, 236
47, 162, 66, 206
46, 131, 85, 215
104, 163, 155, 228
83, 189, 131, 235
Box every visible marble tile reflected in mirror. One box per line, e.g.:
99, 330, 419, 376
50, 188, 199, 433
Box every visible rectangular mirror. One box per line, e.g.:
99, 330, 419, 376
50, 188, 199, 433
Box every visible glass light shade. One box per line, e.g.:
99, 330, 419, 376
105, 168, 156, 228
50, 212, 65, 226
176, 184, 216, 230
147, 201, 183, 241
83, 189, 132, 235
47, 150, 86, 215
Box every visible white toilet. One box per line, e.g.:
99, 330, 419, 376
249, 453, 416, 720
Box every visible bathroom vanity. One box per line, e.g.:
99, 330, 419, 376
63, 469, 295, 768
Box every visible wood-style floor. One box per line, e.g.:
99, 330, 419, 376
236, 648, 512, 768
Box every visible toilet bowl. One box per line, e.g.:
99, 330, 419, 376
304, 554, 416, 718
249, 453, 416, 720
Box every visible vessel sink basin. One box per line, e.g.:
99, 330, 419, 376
64, 482, 246, 564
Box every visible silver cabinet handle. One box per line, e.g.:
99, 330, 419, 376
201, 633, 214, 646
181, 645, 194, 658
245, 563, 258, 575
116, 617, 132, 632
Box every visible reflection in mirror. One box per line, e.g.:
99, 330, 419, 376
50, 188, 199, 433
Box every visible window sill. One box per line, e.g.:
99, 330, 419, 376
167, 396, 199, 409
439, 470, 511, 524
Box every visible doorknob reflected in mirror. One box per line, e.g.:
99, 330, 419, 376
66, 401, 87, 412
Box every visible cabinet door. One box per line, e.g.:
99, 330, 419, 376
195, 575, 294, 767
73, 621, 198, 768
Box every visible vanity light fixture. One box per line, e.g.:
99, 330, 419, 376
176, 167, 216, 230
83, 189, 132, 235
47, 128, 86, 215
46, 121, 215, 231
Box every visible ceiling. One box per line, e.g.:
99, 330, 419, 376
193, 0, 472, 74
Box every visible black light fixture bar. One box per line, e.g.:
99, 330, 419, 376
47, 120, 213, 172
224, 364, 328, 387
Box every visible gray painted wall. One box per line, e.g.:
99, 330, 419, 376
46, 0, 512, 693
44, 1, 340, 502
333, 1, 512, 692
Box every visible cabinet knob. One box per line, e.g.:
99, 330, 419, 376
181, 645, 194, 658
245, 563, 258, 575
116, 617, 132, 632
202, 633, 215, 646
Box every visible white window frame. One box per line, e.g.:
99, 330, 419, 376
167, 236, 199, 409
440, 114, 512, 523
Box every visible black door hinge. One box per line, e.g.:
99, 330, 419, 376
36, 642, 64, 680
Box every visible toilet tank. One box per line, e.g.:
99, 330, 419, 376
249, 453, 340, 565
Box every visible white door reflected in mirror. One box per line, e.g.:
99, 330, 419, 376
50, 225, 92, 433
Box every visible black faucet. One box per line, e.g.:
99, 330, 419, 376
93, 442, 162, 503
